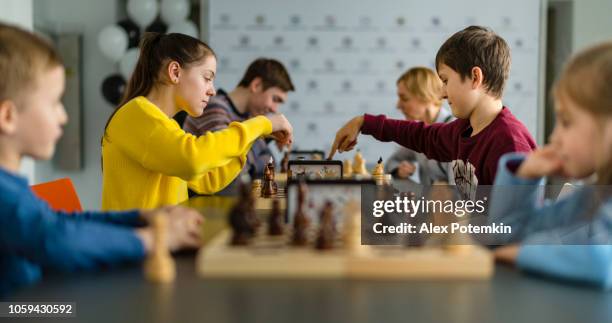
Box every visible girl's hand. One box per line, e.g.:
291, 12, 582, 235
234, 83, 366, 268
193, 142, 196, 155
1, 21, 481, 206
396, 161, 416, 178
517, 145, 566, 179
494, 245, 520, 265
328, 116, 364, 159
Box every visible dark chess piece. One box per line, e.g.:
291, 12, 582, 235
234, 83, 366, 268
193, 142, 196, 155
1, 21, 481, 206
261, 157, 278, 197
316, 200, 335, 250
268, 199, 284, 236
292, 179, 310, 246
229, 180, 258, 245
280, 151, 290, 173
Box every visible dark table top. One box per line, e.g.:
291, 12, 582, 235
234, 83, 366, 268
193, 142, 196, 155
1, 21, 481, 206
9, 196, 612, 323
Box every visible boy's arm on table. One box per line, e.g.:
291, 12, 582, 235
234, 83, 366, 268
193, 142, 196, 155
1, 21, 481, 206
1, 198, 145, 271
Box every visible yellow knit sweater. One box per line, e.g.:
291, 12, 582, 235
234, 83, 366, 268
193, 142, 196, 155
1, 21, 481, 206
101, 96, 272, 210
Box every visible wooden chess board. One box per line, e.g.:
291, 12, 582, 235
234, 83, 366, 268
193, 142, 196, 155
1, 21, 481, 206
254, 187, 287, 210
196, 227, 493, 280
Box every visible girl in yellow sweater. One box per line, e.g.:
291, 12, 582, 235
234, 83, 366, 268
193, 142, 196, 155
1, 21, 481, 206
101, 32, 293, 210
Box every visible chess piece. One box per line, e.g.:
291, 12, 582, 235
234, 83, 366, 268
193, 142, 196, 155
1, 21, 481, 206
251, 179, 262, 198
372, 157, 387, 185
316, 201, 335, 250
229, 180, 258, 245
353, 150, 369, 175
144, 213, 176, 283
292, 179, 310, 246
280, 151, 290, 173
268, 199, 284, 236
372, 157, 384, 176
343, 199, 362, 253
262, 157, 278, 197
343, 159, 353, 178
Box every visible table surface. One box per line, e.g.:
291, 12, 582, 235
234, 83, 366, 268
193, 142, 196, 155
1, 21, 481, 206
9, 196, 612, 323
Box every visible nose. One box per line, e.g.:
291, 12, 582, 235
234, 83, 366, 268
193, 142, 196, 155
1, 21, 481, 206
548, 124, 561, 146
208, 84, 216, 97
59, 104, 68, 125
269, 103, 279, 113
440, 86, 448, 100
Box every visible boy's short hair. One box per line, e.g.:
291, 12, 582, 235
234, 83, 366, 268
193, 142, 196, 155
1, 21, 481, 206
0, 23, 63, 103
435, 25, 510, 99
237, 58, 295, 92
397, 67, 443, 107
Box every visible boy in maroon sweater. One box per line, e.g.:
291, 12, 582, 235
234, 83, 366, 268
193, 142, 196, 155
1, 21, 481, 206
329, 26, 536, 199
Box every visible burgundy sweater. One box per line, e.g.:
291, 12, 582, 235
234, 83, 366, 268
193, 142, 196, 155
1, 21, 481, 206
362, 107, 536, 198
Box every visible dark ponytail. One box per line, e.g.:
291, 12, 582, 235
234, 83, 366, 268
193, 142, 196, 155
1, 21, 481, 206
102, 32, 216, 142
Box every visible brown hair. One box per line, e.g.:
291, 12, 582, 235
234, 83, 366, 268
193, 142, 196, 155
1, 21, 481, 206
435, 25, 510, 99
237, 58, 295, 92
396, 67, 443, 107
103, 32, 216, 140
553, 41, 612, 185
0, 23, 63, 104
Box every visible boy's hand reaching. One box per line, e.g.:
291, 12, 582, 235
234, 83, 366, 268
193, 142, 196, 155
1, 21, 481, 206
328, 116, 364, 159
137, 206, 204, 253
517, 145, 566, 179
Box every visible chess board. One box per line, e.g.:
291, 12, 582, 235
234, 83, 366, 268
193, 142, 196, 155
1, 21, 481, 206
254, 187, 286, 210
196, 226, 493, 280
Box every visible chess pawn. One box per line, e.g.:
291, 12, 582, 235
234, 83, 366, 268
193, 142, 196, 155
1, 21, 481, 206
353, 150, 369, 175
315, 201, 335, 250
343, 200, 362, 253
144, 213, 176, 283
268, 199, 284, 236
343, 159, 353, 178
372, 157, 386, 185
251, 179, 262, 198
280, 151, 290, 173
229, 180, 257, 245
292, 179, 310, 246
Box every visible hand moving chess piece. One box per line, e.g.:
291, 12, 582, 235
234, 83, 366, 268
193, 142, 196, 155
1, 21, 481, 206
292, 179, 310, 246
316, 201, 335, 250
262, 157, 278, 197
353, 150, 369, 175
229, 180, 258, 245
280, 151, 290, 173
268, 199, 284, 236
144, 212, 176, 283
343, 159, 353, 178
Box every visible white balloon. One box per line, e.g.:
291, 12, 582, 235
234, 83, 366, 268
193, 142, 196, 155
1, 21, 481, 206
161, 0, 190, 25
98, 24, 128, 62
119, 48, 140, 80
168, 20, 199, 38
127, 0, 158, 29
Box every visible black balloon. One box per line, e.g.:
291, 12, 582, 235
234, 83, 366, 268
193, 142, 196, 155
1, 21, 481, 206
146, 19, 168, 34
117, 19, 141, 48
101, 74, 126, 106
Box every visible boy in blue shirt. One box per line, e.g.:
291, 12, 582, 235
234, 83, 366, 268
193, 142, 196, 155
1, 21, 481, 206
0, 23, 203, 296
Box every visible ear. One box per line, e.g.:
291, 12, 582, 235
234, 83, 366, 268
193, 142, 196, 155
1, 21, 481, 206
167, 61, 182, 84
0, 100, 19, 135
471, 66, 484, 89
248, 77, 263, 93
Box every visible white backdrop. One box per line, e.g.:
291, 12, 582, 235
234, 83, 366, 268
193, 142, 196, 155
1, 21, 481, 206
208, 0, 541, 163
